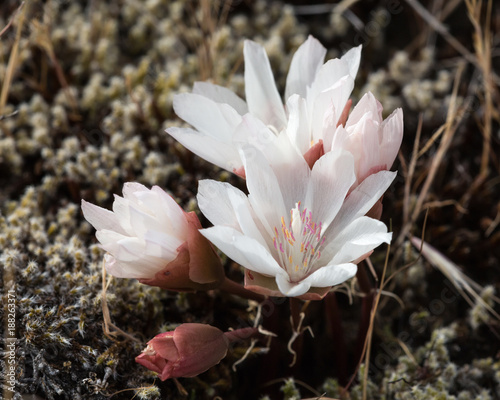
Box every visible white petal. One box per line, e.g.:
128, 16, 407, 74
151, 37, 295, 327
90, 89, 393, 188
81, 200, 128, 236
173, 93, 242, 141
340, 45, 362, 79
97, 232, 144, 259
167, 127, 241, 172
240, 145, 288, 234
111, 195, 134, 235
95, 229, 130, 246
304, 263, 357, 287
105, 255, 159, 279
330, 170, 396, 236
310, 76, 354, 143
307, 58, 351, 111
200, 226, 283, 276
227, 188, 269, 249
285, 94, 311, 154
193, 81, 248, 115
143, 230, 182, 260
380, 108, 404, 170
122, 182, 149, 201
197, 180, 242, 228
244, 40, 287, 130
324, 217, 391, 264
275, 273, 311, 297
232, 113, 276, 154
284, 35, 326, 101
305, 150, 355, 230
151, 186, 188, 237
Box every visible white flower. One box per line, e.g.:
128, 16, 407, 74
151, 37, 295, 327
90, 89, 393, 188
81, 182, 223, 291
167, 35, 361, 174
197, 138, 395, 299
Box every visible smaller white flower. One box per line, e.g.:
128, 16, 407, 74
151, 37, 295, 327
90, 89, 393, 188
167, 35, 361, 174
82, 182, 223, 291
331, 92, 404, 186
197, 138, 395, 299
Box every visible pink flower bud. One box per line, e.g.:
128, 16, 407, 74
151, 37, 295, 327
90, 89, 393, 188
135, 324, 257, 380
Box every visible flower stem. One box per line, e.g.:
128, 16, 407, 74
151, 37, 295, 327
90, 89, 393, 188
219, 277, 266, 302
354, 262, 375, 363
325, 291, 348, 384
224, 327, 259, 343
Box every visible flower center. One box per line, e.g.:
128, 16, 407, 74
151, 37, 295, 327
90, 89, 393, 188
272, 202, 326, 282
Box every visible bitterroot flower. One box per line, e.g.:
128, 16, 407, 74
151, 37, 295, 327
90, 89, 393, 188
167, 35, 360, 175
197, 138, 396, 300
135, 323, 257, 380
81, 182, 224, 291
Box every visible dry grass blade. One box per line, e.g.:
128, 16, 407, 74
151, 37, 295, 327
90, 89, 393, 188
465, 0, 494, 188
0, 2, 26, 116
410, 237, 500, 322
410, 62, 466, 225
404, 0, 478, 66
101, 260, 140, 343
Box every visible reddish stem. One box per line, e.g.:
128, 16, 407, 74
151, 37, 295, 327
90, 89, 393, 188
219, 277, 266, 302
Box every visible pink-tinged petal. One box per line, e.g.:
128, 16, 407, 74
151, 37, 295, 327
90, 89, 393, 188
200, 226, 283, 277
303, 140, 324, 169
174, 324, 228, 357
244, 40, 287, 130
340, 45, 362, 79
380, 107, 404, 170
81, 200, 127, 235
193, 81, 248, 115
166, 126, 241, 172
172, 93, 242, 141
183, 211, 224, 286
148, 333, 179, 360
244, 269, 284, 297
346, 92, 383, 128
285, 94, 311, 155
172, 324, 229, 378
355, 116, 382, 182
304, 263, 357, 288
135, 352, 168, 376
285, 35, 327, 101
